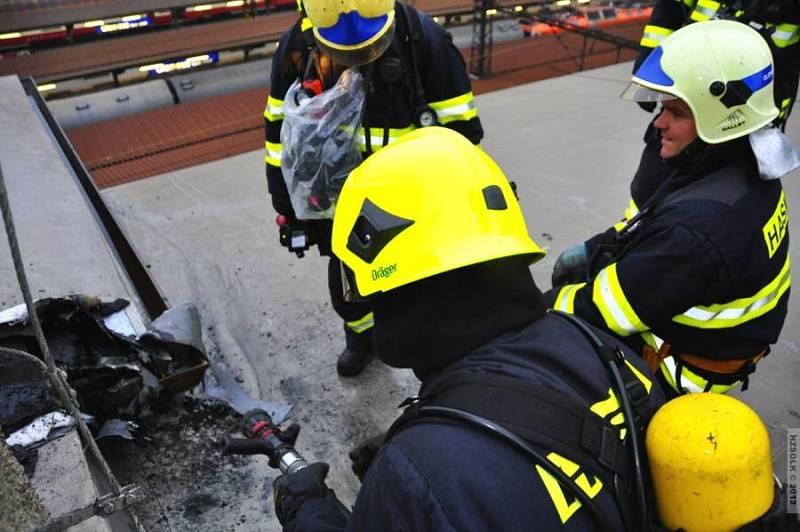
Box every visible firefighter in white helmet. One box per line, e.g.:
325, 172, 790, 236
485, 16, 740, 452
550, 20, 799, 397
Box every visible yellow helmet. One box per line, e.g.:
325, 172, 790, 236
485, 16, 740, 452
623, 20, 778, 143
301, 0, 396, 66
331, 127, 544, 298
646, 393, 774, 531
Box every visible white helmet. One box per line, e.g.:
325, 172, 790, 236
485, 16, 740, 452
623, 20, 778, 143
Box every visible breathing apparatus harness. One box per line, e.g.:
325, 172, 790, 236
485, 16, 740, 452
296, 1, 436, 155
386, 311, 658, 531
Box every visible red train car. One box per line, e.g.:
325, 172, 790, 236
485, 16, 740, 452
0, 0, 297, 52
520, 4, 653, 37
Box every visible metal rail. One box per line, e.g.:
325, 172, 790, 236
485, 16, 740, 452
468, 0, 557, 76
21, 77, 168, 321
531, 12, 639, 72
471, 2, 642, 77
470, 0, 496, 77
531, 12, 640, 49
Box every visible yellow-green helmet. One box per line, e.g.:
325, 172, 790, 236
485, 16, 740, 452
301, 0, 396, 66
646, 393, 774, 531
623, 20, 778, 143
332, 127, 545, 298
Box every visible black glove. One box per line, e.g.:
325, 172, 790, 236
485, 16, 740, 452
267, 165, 296, 218
551, 244, 589, 288
348, 433, 385, 483
273, 462, 334, 526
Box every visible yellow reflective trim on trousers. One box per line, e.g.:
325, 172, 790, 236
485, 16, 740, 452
592, 264, 648, 336
659, 357, 737, 394
690, 0, 720, 21
264, 95, 284, 122
772, 23, 800, 48
429, 92, 478, 125
265, 141, 282, 167
614, 198, 640, 232
672, 255, 791, 329
554, 283, 586, 313
536, 452, 603, 524
640, 25, 673, 49
346, 312, 374, 334
358, 125, 417, 152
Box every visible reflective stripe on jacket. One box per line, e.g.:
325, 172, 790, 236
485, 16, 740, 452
552, 138, 790, 363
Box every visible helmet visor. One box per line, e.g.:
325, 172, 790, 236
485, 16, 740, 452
316, 21, 395, 66
620, 81, 679, 103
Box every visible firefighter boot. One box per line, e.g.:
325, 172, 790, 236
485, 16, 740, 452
336, 347, 373, 377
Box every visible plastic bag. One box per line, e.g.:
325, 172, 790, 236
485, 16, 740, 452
281, 68, 365, 219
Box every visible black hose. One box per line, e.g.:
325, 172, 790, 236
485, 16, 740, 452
607, 359, 649, 530
550, 311, 650, 531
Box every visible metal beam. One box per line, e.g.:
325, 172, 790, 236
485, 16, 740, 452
21, 77, 169, 321
470, 0, 495, 77
523, 12, 639, 50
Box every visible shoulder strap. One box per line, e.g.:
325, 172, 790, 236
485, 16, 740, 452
550, 311, 656, 427
387, 371, 632, 480
395, 1, 423, 47
393, 1, 429, 105
549, 311, 654, 531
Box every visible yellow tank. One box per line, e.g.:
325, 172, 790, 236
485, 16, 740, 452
646, 393, 774, 531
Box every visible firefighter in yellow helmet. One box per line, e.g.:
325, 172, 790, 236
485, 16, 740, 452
302, 0, 397, 66
549, 20, 799, 396
264, 0, 483, 376
270, 127, 668, 531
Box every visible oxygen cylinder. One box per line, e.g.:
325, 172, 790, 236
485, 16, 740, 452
646, 393, 774, 531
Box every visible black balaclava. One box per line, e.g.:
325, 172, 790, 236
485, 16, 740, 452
370, 254, 547, 381
667, 134, 757, 186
